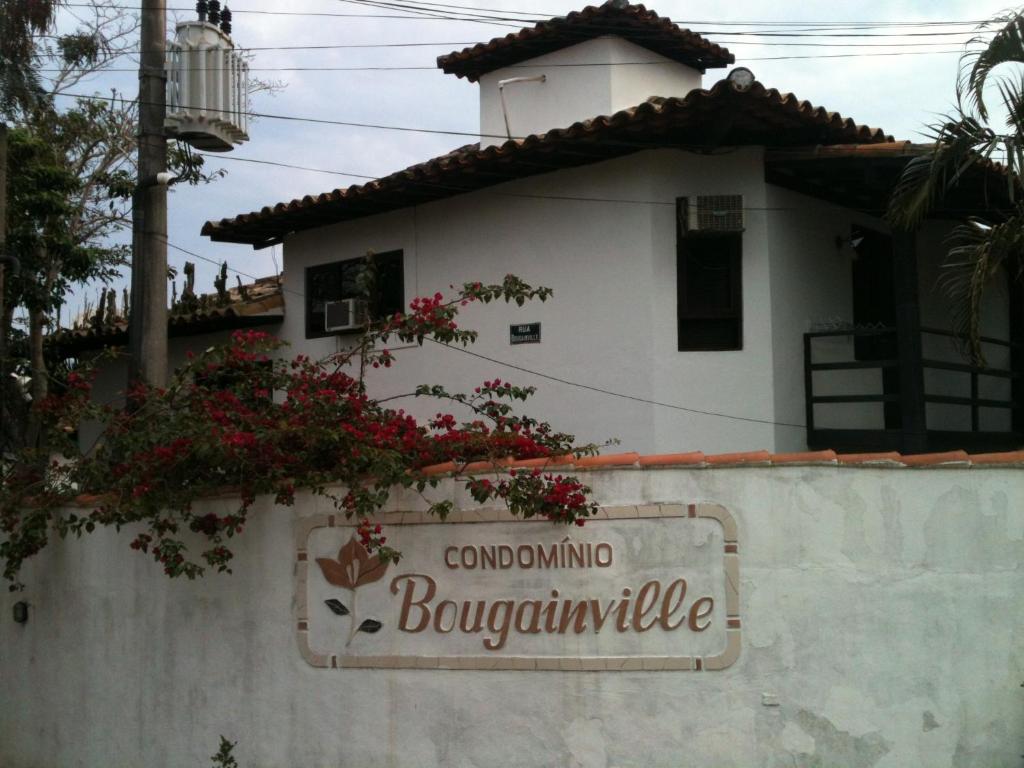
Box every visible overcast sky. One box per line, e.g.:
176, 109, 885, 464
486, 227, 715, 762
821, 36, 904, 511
49, 0, 1015, 316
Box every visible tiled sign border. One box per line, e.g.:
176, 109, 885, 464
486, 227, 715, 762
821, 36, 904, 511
295, 502, 740, 671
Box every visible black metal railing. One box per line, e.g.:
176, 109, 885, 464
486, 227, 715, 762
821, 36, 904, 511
918, 326, 1020, 432
803, 326, 1022, 452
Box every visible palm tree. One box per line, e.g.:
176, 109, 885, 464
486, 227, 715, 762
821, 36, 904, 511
887, 11, 1024, 362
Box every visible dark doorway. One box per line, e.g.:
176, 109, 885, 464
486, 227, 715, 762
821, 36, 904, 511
851, 227, 901, 428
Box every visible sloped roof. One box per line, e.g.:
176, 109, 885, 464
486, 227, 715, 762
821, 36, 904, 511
202, 80, 893, 248
54, 275, 284, 353
437, 0, 734, 82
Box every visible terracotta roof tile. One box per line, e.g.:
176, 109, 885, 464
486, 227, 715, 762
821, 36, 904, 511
899, 450, 971, 467
53, 275, 284, 352
706, 450, 771, 466
770, 450, 838, 465
511, 454, 578, 469
638, 451, 705, 466
575, 451, 641, 468
66, 449, 1024, 507
968, 450, 1024, 465
437, 1, 734, 82
419, 461, 459, 476
202, 80, 896, 248
424, 449, 1024, 475
460, 457, 515, 473
836, 452, 903, 465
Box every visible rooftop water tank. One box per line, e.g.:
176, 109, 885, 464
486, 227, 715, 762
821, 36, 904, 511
165, 1, 249, 152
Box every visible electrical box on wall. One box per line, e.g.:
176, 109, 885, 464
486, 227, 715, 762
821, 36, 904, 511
165, 4, 249, 152
324, 299, 368, 332
681, 195, 745, 234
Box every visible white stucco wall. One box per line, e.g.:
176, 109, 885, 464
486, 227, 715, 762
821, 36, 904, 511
478, 37, 702, 147
82, 153, 1018, 457
765, 185, 893, 448
282, 147, 777, 456
2, 464, 1021, 767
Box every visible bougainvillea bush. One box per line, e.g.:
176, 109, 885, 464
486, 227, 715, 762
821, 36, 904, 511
0, 274, 601, 588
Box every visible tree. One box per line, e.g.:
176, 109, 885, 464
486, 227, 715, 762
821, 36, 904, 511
887, 11, 1024, 361
0, 0, 62, 116
1, 0, 232, 455
0, 271, 602, 587
1, 125, 121, 450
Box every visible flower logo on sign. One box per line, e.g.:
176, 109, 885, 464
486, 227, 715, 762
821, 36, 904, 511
316, 536, 389, 646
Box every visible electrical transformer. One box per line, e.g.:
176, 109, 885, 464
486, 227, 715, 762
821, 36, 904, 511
165, 1, 249, 152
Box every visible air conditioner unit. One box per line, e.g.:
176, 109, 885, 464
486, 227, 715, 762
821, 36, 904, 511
324, 298, 368, 332
681, 195, 745, 234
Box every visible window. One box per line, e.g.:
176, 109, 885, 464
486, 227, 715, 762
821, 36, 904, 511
305, 250, 404, 339
677, 216, 742, 351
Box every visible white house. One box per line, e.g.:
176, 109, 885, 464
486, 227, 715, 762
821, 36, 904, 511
15, 10, 1022, 764
172, 2, 1024, 455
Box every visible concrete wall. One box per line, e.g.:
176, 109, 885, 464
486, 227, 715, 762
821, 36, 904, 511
2, 463, 1021, 767
479, 37, 702, 147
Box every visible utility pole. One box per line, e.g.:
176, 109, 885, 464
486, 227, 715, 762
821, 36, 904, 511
128, 0, 168, 388
0, 124, 9, 444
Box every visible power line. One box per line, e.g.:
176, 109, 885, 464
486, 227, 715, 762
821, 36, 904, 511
51, 87, 904, 153
33, 35, 991, 54
342, 0, 980, 33
162, 239, 805, 429
52, 88, 508, 140
39, 46, 974, 74
197, 152, 906, 214
341, 0, 985, 27
60, 2, 527, 21
427, 339, 806, 429
337, 0, 993, 37
199, 153, 378, 179
56, 2, 993, 34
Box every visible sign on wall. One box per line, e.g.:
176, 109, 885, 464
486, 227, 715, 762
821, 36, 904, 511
509, 322, 541, 344
295, 503, 740, 671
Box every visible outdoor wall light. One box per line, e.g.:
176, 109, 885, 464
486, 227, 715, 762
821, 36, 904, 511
12, 601, 28, 624
835, 234, 865, 254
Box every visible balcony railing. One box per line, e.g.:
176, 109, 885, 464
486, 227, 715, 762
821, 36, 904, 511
803, 326, 1023, 453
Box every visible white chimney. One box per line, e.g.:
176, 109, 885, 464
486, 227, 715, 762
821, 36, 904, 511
478, 36, 703, 148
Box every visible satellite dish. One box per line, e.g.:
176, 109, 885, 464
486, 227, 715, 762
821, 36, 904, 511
726, 67, 756, 92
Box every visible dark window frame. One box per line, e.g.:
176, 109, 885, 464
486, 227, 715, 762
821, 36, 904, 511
676, 204, 743, 352
304, 250, 404, 339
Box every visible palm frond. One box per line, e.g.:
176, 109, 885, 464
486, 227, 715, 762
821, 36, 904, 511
941, 207, 1024, 363
998, 71, 1024, 136
887, 118, 999, 230
962, 12, 1024, 121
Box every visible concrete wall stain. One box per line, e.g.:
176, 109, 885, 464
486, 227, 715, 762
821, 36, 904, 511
792, 709, 891, 767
